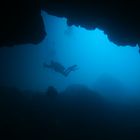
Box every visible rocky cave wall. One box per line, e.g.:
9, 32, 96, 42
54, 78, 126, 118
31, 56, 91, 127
0, 0, 140, 47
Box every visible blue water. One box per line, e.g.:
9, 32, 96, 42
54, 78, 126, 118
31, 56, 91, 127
2, 11, 140, 140
1, 11, 140, 100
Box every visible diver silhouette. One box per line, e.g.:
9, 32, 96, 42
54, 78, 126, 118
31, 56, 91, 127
43, 60, 78, 77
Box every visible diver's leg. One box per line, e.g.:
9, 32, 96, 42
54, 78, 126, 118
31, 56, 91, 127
63, 68, 73, 76
65, 65, 78, 73
63, 65, 78, 77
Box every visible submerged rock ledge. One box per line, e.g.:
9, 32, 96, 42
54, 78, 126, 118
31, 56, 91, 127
0, 0, 140, 47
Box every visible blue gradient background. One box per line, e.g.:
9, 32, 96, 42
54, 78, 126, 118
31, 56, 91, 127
1, 11, 140, 100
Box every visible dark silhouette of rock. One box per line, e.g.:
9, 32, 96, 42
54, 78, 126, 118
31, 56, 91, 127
46, 86, 58, 97
0, 0, 46, 47
42, 0, 140, 47
1, 85, 140, 140
0, 0, 140, 47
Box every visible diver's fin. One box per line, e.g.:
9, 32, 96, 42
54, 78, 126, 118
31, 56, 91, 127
67, 65, 79, 71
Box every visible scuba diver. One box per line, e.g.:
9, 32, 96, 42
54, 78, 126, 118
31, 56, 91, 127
43, 60, 78, 77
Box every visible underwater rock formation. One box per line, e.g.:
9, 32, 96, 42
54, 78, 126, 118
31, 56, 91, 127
43, 0, 140, 47
1, 85, 140, 139
0, 0, 140, 47
0, 0, 46, 47
46, 86, 58, 97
